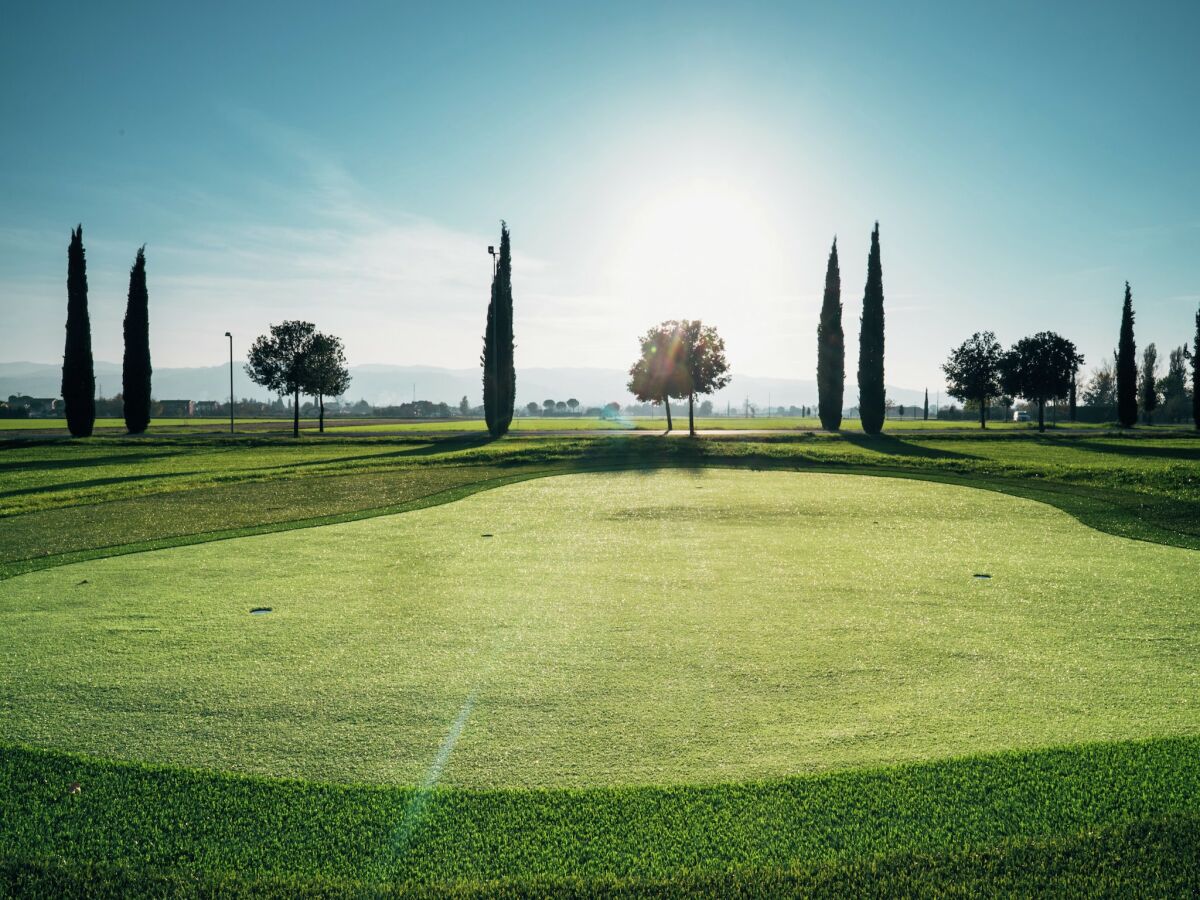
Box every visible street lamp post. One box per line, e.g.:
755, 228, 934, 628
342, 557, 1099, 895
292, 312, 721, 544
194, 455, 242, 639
224, 332, 234, 434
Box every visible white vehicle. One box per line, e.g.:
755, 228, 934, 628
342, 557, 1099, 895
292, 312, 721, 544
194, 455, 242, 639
1013, 410, 1031, 422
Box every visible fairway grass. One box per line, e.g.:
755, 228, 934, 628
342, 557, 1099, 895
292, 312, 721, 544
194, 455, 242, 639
2, 470, 1196, 789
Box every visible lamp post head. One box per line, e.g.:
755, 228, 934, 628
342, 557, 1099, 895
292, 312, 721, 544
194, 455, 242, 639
487, 245, 495, 256
224, 331, 232, 338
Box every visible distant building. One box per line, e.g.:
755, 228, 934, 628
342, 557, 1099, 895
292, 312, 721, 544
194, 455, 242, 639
7, 395, 60, 417
195, 400, 221, 416
158, 400, 195, 417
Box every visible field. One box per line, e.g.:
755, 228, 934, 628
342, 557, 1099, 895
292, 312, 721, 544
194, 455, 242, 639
0, 413, 1115, 437
2, 428, 1199, 895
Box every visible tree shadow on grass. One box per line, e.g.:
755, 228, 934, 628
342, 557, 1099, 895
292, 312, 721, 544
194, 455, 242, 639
0, 470, 205, 501
1067, 439, 1200, 462
577, 435, 710, 475
0, 450, 181, 474
839, 433, 978, 460
258, 434, 499, 471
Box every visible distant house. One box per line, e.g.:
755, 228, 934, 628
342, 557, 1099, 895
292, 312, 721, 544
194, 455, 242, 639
194, 400, 221, 416
7, 395, 60, 417
158, 400, 195, 417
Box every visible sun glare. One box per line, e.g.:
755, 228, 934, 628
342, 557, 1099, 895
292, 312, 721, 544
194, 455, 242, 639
609, 173, 787, 321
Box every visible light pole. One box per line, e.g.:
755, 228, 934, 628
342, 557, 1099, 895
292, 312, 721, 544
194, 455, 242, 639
224, 332, 234, 434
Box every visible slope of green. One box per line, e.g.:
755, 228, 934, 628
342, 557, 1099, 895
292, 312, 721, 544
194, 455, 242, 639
3, 432, 1199, 581
2, 471, 1196, 787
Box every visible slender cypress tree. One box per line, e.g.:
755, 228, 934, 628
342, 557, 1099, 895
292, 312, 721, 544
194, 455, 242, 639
923, 388, 929, 420
857, 222, 886, 435
62, 225, 95, 437
1116, 282, 1137, 427
816, 237, 843, 430
1192, 305, 1200, 431
122, 246, 152, 434
482, 221, 515, 437
1140, 343, 1159, 424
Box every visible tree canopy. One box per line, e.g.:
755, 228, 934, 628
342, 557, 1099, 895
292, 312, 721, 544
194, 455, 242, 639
62, 224, 95, 438
627, 321, 689, 432
999, 331, 1082, 432
122, 246, 151, 435
857, 223, 886, 435
1140, 343, 1159, 423
245, 320, 317, 437
481, 222, 515, 438
942, 331, 1003, 429
628, 320, 730, 435
303, 332, 351, 433
1116, 282, 1138, 427
816, 237, 844, 431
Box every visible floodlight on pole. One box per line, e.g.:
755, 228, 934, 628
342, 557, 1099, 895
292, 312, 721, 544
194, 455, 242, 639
224, 332, 234, 434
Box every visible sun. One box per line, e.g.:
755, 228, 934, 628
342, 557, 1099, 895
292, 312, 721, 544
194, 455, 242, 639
609, 172, 787, 320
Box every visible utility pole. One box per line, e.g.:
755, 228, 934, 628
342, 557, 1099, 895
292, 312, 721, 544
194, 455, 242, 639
224, 332, 234, 433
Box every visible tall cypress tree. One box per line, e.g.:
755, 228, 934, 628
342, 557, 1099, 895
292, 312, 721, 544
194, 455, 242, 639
1192, 305, 1200, 431
482, 221, 515, 437
1116, 281, 1138, 427
122, 246, 152, 434
816, 237, 843, 430
857, 222, 886, 435
923, 388, 929, 420
62, 225, 95, 437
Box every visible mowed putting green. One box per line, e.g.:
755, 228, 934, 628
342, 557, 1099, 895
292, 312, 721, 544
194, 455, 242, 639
1, 470, 1197, 789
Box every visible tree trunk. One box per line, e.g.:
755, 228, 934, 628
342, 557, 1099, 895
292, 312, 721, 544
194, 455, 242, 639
319, 394, 325, 433
1037, 399, 1046, 433
293, 387, 300, 438
663, 396, 672, 432
980, 398, 987, 429
688, 393, 695, 436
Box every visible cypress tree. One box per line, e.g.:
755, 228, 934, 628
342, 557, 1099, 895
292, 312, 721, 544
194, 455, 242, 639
1140, 343, 1159, 424
1192, 305, 1200, 431
816, 237, 843, 430
482, 221, 515, 437
62, 225, 95, 437
1116, 281, 1137, 427
122, 246, 152, 434
923, 388, 929, 420
857, 222, 886, 435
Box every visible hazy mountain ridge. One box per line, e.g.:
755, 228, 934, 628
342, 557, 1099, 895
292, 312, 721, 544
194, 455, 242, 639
1, 361, 927, 410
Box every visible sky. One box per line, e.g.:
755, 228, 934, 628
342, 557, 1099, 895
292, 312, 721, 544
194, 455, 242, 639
1, 0, 1198, 396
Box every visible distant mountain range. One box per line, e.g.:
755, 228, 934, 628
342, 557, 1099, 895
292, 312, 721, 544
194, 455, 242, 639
1, 361, 926, 412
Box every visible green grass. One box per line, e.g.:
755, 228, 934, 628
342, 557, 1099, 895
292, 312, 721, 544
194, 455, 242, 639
3, 432, 1200, 895
314, 415, 1115, 433
4, 431, 1199, 576
3, 471, 1197, 786
0, 416, 279, 431
2, 736, 1197, 895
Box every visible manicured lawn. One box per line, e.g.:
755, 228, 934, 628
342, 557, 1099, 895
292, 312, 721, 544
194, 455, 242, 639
3, 737, 1197, 893
314, 415, 1115, 433
3, 471, 1196, 787
0, 416, 278, 431
2, 435, 1199, 895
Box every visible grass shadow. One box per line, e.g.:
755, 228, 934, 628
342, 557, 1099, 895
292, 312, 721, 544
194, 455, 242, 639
1068, 439, 1200, 462
839, 433, 978, 460
0, 470, 205, 501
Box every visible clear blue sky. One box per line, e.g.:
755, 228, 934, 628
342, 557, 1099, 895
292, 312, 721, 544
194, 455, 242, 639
2, 1, 1197, 393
